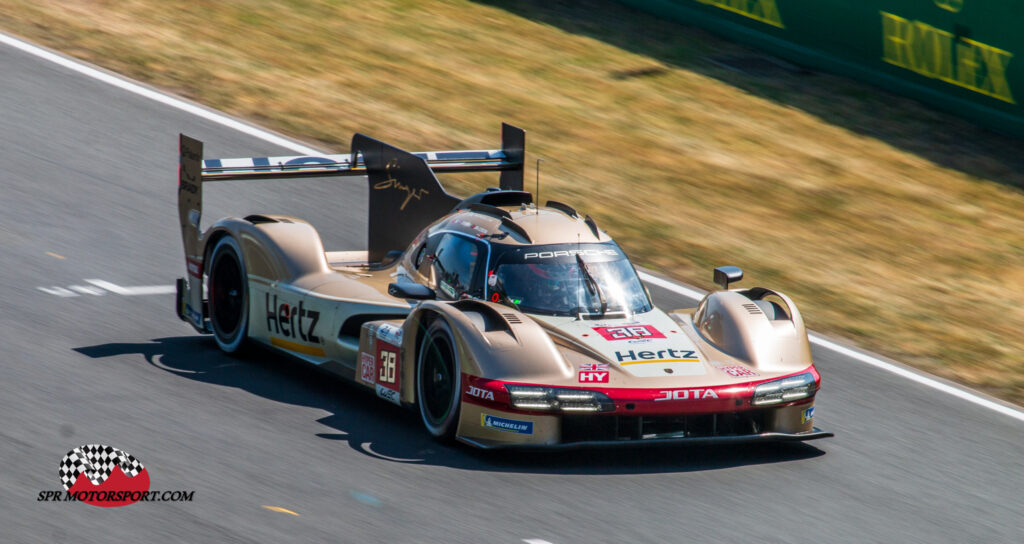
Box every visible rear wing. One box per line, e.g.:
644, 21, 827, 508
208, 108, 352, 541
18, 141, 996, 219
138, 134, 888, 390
177, 123, 524, 288
201, 127, 524, 183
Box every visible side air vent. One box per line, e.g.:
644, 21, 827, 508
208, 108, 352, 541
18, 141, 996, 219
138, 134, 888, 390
546, 200, 578, 218
457, 190, 533, 209
500, 217, 532, 243
584, 215, 600, 238
502, 313, 523, 324
245, 214, 279, 224
468, 203, 513, 220
742, 303, 763, 315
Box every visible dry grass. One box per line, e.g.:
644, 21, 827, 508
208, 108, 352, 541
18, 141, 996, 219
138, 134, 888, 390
4, 0, 1023, 402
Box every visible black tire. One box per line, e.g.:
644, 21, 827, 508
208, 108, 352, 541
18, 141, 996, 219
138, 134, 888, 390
207, 236, 249, 353
416, 319, 462, 440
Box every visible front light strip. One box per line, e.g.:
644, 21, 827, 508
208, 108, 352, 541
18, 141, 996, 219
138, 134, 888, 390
752, 372, 817, 406
505, 385, 616, 413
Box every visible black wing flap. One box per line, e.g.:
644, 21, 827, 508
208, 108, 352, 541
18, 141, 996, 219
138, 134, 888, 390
352, 133, 461, 263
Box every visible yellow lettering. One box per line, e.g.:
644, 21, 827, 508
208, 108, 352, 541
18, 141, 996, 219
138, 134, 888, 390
912, 22, 953, 80
697, 0, 784, 29
956, 39, 1015, 103
881, 12, 912, 68
956, 41, 981, 90
881, 11, 1015, 104
975, 39, 1015, 103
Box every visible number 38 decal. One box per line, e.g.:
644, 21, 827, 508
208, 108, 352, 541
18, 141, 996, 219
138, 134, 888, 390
374, 342, 401, 405
378, 350, 397, 384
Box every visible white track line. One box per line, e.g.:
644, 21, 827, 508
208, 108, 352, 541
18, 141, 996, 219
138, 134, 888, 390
5, 31, 1022, 423
806, 334, 1024, 423
69, 284, 106, 296
0, 32, 319, 156
85, 279, 176, 296
37, 286, 78, 297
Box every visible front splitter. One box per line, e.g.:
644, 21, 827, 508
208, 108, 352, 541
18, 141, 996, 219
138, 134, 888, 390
458, 428, 833, 450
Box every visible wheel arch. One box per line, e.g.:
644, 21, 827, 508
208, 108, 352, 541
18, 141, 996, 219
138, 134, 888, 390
402, 301, 571, 406
692, 287, 812, 373
200, 215, 330, 284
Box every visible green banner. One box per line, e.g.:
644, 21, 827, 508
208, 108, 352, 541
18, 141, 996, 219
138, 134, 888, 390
618, 0, 1023, 138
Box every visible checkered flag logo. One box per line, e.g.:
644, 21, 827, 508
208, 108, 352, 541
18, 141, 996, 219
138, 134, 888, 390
59, 444, 145, 491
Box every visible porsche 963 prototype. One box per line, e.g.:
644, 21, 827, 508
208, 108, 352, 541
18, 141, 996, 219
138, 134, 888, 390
175, 124, 831, 449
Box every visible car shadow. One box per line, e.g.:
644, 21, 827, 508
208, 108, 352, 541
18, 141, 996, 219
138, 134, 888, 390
473, 0, 1024, 190
74, 336, 826, 475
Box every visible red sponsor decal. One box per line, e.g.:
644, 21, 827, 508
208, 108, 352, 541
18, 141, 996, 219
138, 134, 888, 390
186, 258, 203, 278
375, 342, 400, 393
578, 362, 610, 383
360, 352, 375, 384
718, 365, 758, 378
592, 325, 665, 341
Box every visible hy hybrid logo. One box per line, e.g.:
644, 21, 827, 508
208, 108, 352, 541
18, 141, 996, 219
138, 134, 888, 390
578, 362, 610, 383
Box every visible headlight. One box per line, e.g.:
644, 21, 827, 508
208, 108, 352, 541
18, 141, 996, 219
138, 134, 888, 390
752, 372, 817, 406
505, 384, 615, 413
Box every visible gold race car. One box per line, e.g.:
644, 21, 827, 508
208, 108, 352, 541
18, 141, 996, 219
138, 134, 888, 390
175, 124, 831, 448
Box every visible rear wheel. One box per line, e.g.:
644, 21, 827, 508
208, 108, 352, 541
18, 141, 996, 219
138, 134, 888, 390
417, 319, 462, 440
207, 236, 249, 353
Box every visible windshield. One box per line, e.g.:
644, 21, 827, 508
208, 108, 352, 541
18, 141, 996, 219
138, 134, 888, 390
488, 243, 652, 317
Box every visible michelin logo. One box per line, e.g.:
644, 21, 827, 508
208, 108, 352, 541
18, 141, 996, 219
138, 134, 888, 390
481, 414, 533, 434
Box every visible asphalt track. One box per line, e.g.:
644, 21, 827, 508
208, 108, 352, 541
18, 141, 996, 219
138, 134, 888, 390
2, 36, 1023, 543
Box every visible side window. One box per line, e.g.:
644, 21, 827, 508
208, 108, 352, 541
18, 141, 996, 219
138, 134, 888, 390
413, 243, 426, 268
432, 233, 486, 300
414, 234, 441, 273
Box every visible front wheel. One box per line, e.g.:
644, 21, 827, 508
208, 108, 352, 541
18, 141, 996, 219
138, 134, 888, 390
207, 236, 249, 353
416, 319, 462, 440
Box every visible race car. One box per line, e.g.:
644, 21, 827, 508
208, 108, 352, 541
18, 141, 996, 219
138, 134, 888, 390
175, 124, 831, 448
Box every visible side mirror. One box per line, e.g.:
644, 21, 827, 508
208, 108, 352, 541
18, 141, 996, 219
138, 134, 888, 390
388, 282, 436, 300
713, 266, 743, 290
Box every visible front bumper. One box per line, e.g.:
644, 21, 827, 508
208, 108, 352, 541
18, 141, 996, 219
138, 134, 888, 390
457, 401, 828, 449
458, 428, 833, 450
457, 370, 829, 449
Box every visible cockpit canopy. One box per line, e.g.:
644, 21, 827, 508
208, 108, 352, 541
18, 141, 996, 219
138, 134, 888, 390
490, 243, 652, 317
420, 233, 652, 317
